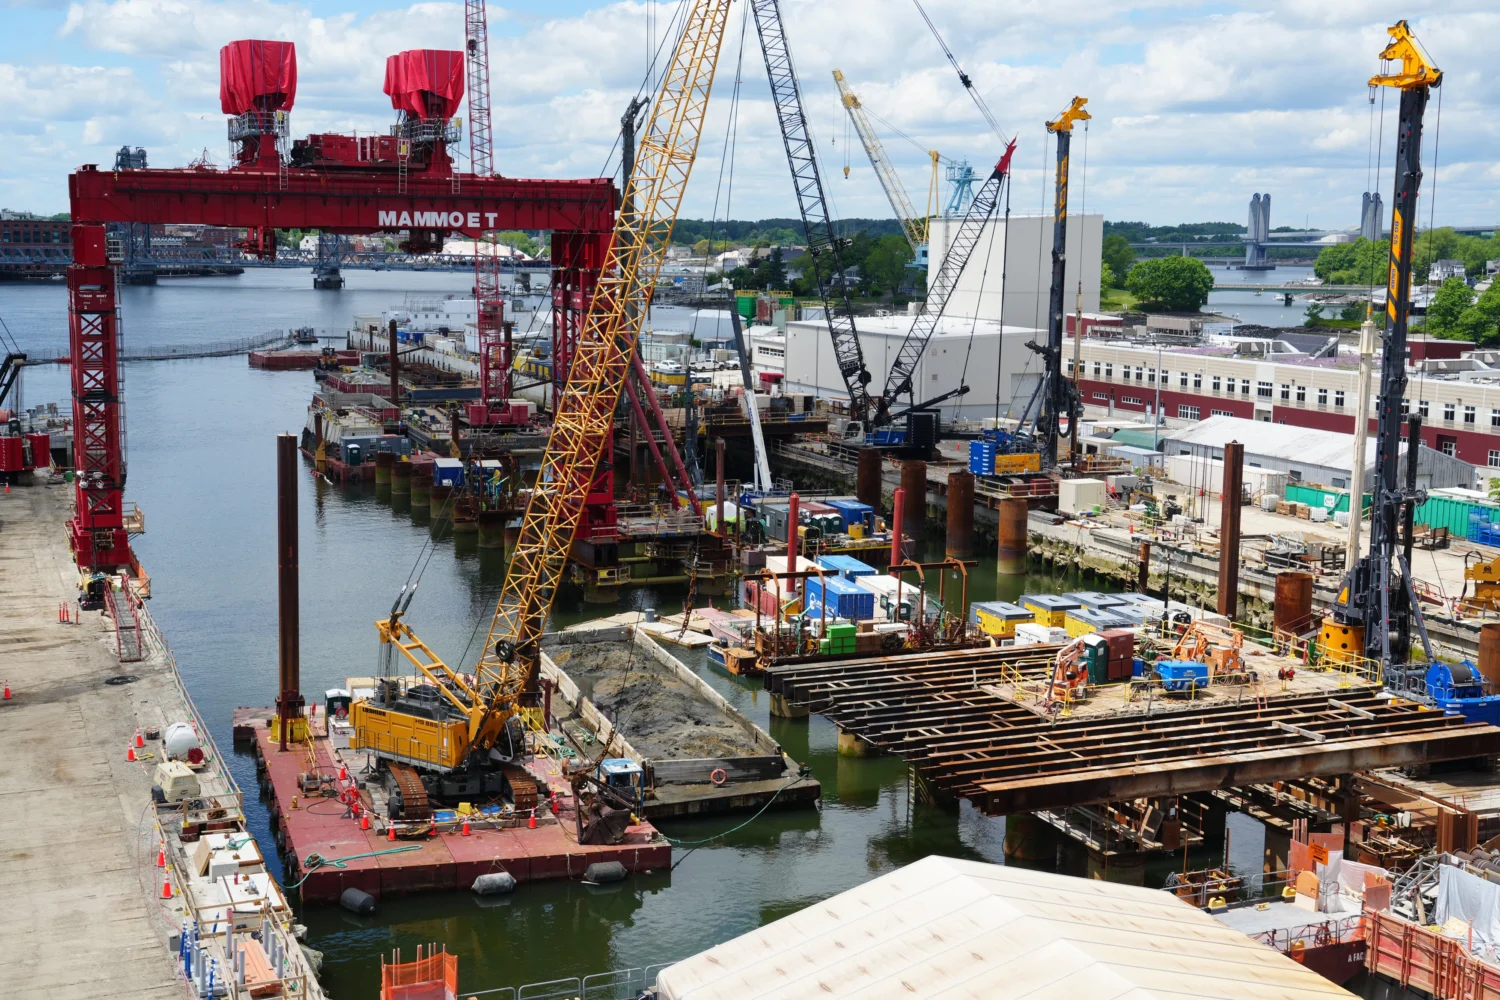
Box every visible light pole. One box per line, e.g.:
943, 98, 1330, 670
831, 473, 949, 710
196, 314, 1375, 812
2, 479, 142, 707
1153, 344, 1164, 451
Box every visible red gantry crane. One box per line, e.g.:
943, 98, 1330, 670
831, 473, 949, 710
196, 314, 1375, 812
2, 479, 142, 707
65, 38, 615, 573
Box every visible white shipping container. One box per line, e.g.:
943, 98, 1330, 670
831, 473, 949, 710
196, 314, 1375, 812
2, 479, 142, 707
1059, 478, 1107, 515
1013, 622, 1069, 645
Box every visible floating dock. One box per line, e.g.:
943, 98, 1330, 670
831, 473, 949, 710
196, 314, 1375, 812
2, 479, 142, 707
237, 707, 671, 906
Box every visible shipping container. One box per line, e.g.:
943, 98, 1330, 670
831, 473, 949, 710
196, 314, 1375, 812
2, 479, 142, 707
1284, 482, 1371, 515
1013, 622, 1069, 645
804, 576, 876, 622
816, 554, 877, 579
970, 601, 1034, 637
432, 457, 464, 487
1019, 594, 1083, 627
826, 499, 874, 532
1064, 607, 1133, 638
1066, 591, 1127, 611
1417, 493, 1500, 538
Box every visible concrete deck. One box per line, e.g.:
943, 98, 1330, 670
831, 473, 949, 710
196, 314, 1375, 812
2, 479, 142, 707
0, 483, 182, 999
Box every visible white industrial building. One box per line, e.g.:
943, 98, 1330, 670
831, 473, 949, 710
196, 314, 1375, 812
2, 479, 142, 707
655, 855, 1343, 1000
1163, 414, 1475, 492
928, 212, 1103, 325
782, 313, 1046, 422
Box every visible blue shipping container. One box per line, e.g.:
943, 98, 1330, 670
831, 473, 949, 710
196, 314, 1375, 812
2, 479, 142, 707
969, 440, 996, 476
827, 499, 874, 530
433, 457, 465, 487
816, 554, 877, 579
804, 576, 876, 621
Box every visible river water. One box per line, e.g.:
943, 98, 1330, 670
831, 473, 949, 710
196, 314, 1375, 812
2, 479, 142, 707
0, 269, 1268, 997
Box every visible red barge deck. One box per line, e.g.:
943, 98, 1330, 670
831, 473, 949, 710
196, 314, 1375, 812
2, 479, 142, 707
235, 707, 672, 905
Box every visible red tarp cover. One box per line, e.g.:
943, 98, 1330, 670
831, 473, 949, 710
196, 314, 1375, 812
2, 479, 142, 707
383, 50, 465, 118
220, 39, 297, 115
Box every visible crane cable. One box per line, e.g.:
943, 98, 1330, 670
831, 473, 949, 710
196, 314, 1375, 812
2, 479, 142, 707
909, 0, 1009, 145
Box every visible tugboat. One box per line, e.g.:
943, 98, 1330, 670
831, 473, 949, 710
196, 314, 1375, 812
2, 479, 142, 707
293, 326, 318, 345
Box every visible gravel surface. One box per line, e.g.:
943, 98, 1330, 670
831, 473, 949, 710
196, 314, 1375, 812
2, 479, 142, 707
550, 640, 760, 760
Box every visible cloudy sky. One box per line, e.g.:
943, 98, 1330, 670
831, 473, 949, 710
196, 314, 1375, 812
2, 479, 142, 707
3, 0, 1496, 230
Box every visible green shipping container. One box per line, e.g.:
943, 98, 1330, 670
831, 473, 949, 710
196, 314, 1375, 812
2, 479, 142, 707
1283, 483, 1370, 515
1416, 494, 1500, 536
736, 296, 755, 318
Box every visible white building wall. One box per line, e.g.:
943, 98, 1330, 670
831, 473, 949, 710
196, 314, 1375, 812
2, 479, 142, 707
928, 213, 1103, 324
783, 316, 1043, 422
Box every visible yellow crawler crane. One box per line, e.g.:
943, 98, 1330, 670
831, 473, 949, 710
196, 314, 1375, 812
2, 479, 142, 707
350, 0, 735, 817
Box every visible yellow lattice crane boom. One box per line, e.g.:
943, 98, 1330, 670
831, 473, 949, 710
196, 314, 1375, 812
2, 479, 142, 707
833, 69, 935, 255
352, 0, 735, 795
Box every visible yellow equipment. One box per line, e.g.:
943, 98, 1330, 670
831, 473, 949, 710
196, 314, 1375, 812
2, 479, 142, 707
1461, 552, 1500, 614
832, 69, 942, 257
350, 0, 735, 815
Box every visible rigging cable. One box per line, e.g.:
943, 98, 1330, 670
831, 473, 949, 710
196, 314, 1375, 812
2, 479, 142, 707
909, 0, 1009, 144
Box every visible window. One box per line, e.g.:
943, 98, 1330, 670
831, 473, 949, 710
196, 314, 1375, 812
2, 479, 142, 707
1402, 398, 1410, 415
1442, 440, 1457, 457
1241, 380, 1251, 396
1193, 372, 1202, 390
1317, 388, 1328, 406
1332, 478, 1347, 488
1179, 371, 1188, 388
1092, 361, 1101, 378
1134, 366, 1143, 382
1280, 384, 1290, 402
1105, 363, 1113, 379
1258, 381, 1273, 399
1066, 359, 1075, 376
1491, 449, 1500, 467
1444, 402, 1456, 423
1093, 392, 1108, 400
1491, 408, 1500, 428
1466, 405, 1476, 425
1178, 404, 1200, 420
1226, 377, 1236, 395
1147, 368, 1155, 384
1212, 375, 1222, 393
1296, 385, 1306, 404
1334, 390, 1345, 408
1211, 408, 1235, 416
1419, 399, 1429, 418
1122, 395, 1142, 405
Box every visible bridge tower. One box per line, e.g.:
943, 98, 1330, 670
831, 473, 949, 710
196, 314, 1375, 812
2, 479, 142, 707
1244, 192, 1273, 270
1360, 192, 1384, 241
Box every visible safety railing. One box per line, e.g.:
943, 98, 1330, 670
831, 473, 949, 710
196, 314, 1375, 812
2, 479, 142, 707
462, 962, 674, 1000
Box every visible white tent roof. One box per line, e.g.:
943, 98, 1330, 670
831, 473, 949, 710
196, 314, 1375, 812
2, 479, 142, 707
654, 856, 1352, 1000
1162, 413, 1390, 470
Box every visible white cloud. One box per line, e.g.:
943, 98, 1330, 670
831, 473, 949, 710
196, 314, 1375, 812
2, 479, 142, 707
0, 0, 1494, 227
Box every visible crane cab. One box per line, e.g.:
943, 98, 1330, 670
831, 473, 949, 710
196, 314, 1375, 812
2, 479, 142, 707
597, 758, 645, 812
350, 679, 471, 771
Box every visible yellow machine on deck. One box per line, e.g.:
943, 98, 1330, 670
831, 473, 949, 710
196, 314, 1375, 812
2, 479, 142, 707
1461, 553, 1500, 615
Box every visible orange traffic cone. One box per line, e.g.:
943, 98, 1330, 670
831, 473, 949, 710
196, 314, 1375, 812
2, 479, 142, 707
127, 743, 136, 762
161, 872, 173, 899
3, 680, 9, 700
135, 728, 145, 749
528, 809, 537, 830
387, 824, 396, 842
338, 764, 348, 782
156, 844, 166, 868
551, 796, 560, 816
461, 817, 471, 836
360, 811, 370, 831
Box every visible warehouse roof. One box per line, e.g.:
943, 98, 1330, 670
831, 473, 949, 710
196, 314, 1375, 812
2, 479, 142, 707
654, 855, 1352, 999
1162, 414, 1389, 469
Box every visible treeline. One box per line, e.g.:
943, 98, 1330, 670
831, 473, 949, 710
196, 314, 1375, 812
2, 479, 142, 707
672, 217, 906, 247
1315, 228, 1495, 286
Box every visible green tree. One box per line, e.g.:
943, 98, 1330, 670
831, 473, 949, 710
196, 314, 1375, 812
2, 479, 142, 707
1455, 282, 1500, 345
754, 246, 788, 289
1314, 238, 1389, 286
1124, 256, 1214, 311
1339, 303, 1365, 322
1303, 303, 1326, 327
1414, 227, 1461, 283
1100, 234, 1134, 288
1425, 277, 1475, 339
1100, 262, 1116, 290
494, 230, 539, 256
726, 265, 761, 291
861, 234, 913, 297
